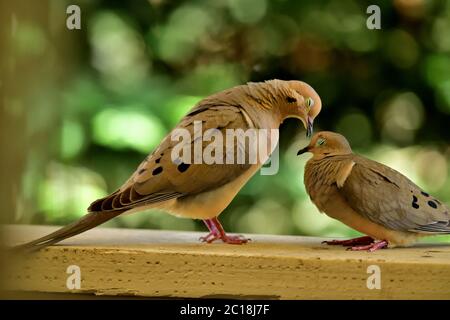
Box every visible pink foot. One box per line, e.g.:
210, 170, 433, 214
322, 236, 374, 247
200, 217, 250, 245
347, 240, 389, 252
220, 234, 250, 244
199, 232, 219, 243
199, 219, 219, 243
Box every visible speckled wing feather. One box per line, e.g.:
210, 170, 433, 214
15, 105, 254, 252
88, 104, 253, 213
340, 155, 450, 234
14, 79, 324, 252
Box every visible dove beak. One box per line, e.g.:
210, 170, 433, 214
306, 117, 314, 138
297, 146, 310, 156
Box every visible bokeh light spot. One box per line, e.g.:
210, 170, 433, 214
156, 5, 214, 64
228, 0, 267, 24
379, 92, 424, 144
89, 11, 149, 90
431, 17, 450, 52
166, 95, 202, 125
61, 120, 85, 159
238, 200, 290, 234
13, 22, 47, 56
425, 54, 450, 87
92, 109, 165, 153
335, 112, 372, 148
384, 30, 419, 69
38, 163, 107, 220
414, 149, 448, 192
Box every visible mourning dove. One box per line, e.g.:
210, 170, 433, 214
297, 131, 450, 252
16, 79, 322, 251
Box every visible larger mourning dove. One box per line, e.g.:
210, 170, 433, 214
16, 79, 322, 251
297, 131, 450, 252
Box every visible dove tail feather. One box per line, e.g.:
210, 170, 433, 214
13, 210, 123, 253
412, 221, 450, 234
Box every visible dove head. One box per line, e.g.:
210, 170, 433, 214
257, 80, 321, 137
297, 131, 352, 160
280, 80, 322, 137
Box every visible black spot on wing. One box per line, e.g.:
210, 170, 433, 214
428, 200, 438, 209
421, 191, 430, 197
412, 195, 419, 209
155, 157, 161, 164
177, 163, 190, 173
152, 167, 163, 175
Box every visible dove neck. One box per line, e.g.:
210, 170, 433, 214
234, 83, 286, 128
312, 151, 353, 161
242, 104, 283, 129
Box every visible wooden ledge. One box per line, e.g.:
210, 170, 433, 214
3, 225, 450, 299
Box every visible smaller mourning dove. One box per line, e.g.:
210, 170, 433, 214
297, 131, 450, 252
15, 79, 322, 251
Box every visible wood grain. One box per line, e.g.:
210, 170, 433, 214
3, 225, 450, 299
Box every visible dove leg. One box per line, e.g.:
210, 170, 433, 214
322, 236, 374, 246
211, 217, 250, 244
199, 220, 220, 243
347, 240, 389, 252
200, 217, 250, 244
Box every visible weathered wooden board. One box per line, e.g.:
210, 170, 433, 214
3, 225, 450, 299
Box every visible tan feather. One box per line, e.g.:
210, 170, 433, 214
15, 79, 322, 251
301, 131, 450, 247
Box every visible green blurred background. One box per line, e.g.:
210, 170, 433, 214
2, 0, 450, 242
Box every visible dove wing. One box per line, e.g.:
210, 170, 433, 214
339, 155, 450, 234
88, 105, 255, 212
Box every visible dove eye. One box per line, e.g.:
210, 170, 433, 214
305, 97, 314, 109
317, 138, 326, 146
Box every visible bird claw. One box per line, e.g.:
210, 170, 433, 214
201, 218, 250, 245
199, 232, 250, 245
346, 240, 388, 252
222, 234, 251, 244
199, 232, 219, 243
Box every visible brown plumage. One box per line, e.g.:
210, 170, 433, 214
298, 131, 450, 251
16, 79, 322, 252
